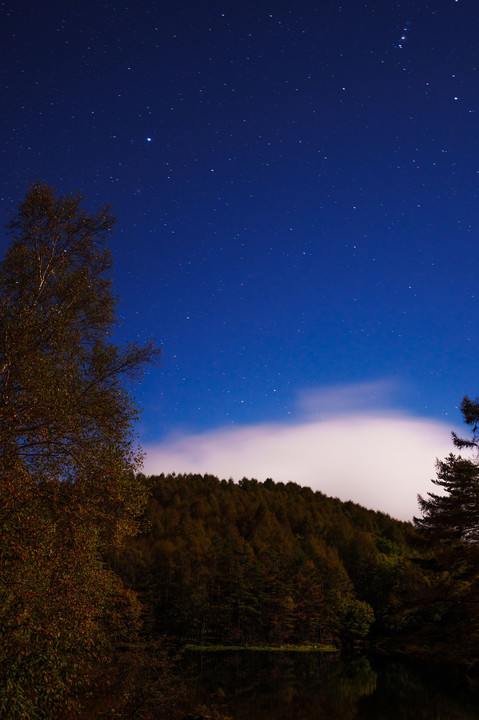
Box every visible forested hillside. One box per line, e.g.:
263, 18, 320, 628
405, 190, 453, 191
113, 474, 431, 649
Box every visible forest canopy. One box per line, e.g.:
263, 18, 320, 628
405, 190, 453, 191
115, 473, 424, 648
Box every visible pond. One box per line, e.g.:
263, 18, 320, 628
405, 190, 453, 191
176, 649, 478, 719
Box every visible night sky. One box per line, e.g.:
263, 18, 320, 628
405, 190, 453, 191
2, 1, 478, 518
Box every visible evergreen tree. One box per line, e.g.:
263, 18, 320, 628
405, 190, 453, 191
415, 396, 479, 544
415, 454, 479, 543
0, 182, 159, 717
413, 398, 479, 661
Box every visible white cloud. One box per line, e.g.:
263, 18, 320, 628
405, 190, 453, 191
144, 402, 455, 522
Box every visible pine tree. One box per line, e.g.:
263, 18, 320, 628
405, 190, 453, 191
415, 397, 479, 543
415, 454, 479, 543
0, 182, 160, 717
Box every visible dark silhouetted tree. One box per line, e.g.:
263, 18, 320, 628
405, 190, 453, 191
415, 454, 479, 543
415, 396, 479, 544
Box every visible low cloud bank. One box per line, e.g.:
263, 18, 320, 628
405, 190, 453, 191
144, 412, 454, 521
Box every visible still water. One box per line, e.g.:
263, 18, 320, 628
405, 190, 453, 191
179, 650, 478, 719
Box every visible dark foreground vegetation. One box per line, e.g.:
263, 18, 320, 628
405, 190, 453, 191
1, 184, 478, 718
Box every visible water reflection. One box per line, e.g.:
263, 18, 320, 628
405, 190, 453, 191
179, 650, 478, 720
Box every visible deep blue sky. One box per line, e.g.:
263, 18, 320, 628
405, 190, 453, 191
1, 1, 478, 471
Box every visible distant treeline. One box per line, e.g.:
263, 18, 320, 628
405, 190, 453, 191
111, 473, 479, 663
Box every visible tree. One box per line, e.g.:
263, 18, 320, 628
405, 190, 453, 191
415, 396, 479, 544
413, 398, 479, 662
0, 182, 160, 717
415, 454, 479, 543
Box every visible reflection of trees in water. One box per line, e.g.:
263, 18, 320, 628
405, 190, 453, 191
180, 651, 477, 720
181, 652, 377, 720
361, 656, 478, 720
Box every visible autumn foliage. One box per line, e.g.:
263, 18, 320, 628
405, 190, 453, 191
0, 183, 159, 717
